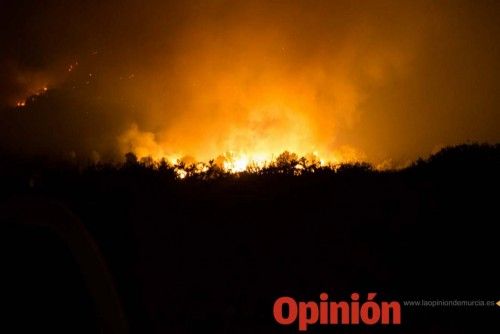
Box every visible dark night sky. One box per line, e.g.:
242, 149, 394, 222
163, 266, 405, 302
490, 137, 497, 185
1, 0, 500, 166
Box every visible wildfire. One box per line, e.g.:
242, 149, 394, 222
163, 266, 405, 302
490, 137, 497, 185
14, 85, 50, 108
125, 148, 333, 179
221, 152, 268, 172
117, 120, 363, 178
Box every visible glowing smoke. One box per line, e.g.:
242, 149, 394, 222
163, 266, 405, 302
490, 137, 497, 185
1, 1, 500, 167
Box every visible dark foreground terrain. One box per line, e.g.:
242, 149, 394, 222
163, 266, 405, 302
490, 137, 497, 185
1, 144, 499, 333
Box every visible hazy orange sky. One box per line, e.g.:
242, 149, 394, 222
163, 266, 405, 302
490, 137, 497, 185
1, 0, 499, 166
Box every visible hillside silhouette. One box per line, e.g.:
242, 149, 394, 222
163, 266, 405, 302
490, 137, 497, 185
0, 143, 499, 333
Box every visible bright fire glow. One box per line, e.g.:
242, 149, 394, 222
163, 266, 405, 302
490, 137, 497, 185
118, 97, 364, 174
221, 152, 269, 172
224, 154, 249, 173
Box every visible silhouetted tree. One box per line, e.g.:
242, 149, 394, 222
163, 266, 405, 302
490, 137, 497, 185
124, 152, 138, 167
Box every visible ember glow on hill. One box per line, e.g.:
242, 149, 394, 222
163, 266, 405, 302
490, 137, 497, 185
15, 86, 49, 108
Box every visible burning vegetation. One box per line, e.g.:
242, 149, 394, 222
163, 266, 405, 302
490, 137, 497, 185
121, 150, 371, 180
